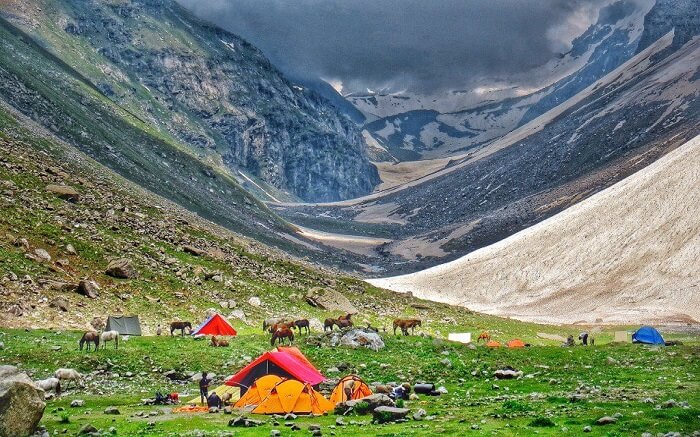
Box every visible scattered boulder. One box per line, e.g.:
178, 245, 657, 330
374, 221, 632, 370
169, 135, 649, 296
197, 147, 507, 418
413, 408, 427, 421
65, 244, 77, 256
336, 394, 394, 414
183, 245, 207, 257
373, 406, 409, 423
70, 399, 85, 407
79, 424, 98, 435
494, 367, 524, 380
90, 317, 106, 331
77, 280, 100, 299
46, 184, 79, 202
228, 416, 264, 427
104, 406, 120, 415
105, 258, 138, 279
305, 287, 357, 313
247, 296, 261, 307
0, 365, 46, 437
49, 297, 69, 312
34, 249, 52, 262
596, 416, 617, 425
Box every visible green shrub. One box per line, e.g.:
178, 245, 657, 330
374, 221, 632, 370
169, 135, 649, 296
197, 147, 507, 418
503, 400, 532, 412
354, 401, 371, 415
58, 412, 71, 424
396, 399, 405, 408
528, 417, 556, 427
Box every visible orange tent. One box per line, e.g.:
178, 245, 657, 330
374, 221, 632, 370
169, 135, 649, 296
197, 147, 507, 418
485, 340, 501, 348
329, 375, 372, 404
234, 375, 284, 408
507, 339, 526, 348
252, 379, 334, 415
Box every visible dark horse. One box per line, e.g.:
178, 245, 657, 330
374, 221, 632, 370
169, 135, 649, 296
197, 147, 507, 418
270, 327, 294, 346
170, 321, 192, 336
393, 319, 422, 336
323, 318, 336, 332
79, 331, 100, 351
293, 319, 310, 335
336, 319, 354, 329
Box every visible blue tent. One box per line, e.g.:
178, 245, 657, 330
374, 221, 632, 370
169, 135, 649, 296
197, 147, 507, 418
632, 326, 665, 345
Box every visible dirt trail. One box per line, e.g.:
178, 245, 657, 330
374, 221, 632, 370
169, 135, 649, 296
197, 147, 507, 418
370, 135, 700, 325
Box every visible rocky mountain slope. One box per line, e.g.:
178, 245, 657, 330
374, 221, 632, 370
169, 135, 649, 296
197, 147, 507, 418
277, 12, 700, 275
0, 0, 378, 202
370, 134, 700, 325
355, 0, 655, 161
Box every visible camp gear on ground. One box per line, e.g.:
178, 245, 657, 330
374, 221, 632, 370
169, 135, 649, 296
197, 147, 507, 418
192, 313, 237, 336
485, 340, 501, 348
632, 326, 665, 345
105, 315, 142, 336
414, 383, 435, 395
235, 375, 285, 408
506, 339, 526, 348
172, 405, 209, 413
329, 375, 372, 404
225, 347, 325, 394
251, 379, 334, 415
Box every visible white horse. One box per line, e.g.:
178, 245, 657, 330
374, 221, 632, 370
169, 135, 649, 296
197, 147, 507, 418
100, 330, 120, 350
36, 377, 61, 395
54, 368, 82, 389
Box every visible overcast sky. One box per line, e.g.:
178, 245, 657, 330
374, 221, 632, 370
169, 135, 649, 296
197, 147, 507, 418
177, 0, 619, 95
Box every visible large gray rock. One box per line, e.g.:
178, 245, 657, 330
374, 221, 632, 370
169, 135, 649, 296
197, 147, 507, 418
373, 406, 409, 423
46, 184, 80, 202
335, 394, 394, 414
0, 365, 46, 436
331, 329, 385, 351
305, 287, 357, 314
105, 258, 138, 279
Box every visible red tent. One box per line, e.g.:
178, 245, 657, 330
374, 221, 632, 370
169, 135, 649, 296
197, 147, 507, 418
192, 313, 237, 336
225, 347, 325, 394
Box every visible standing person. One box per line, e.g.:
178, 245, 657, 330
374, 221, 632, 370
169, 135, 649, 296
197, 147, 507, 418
199, 372, 211, 405
156, 325, 162, 336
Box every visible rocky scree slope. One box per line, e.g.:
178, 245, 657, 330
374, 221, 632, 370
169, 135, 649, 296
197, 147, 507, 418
0, 106, 465, 331
0, 0, 378, 202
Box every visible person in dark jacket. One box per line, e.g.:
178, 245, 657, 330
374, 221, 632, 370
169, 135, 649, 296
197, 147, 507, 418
199, 372, 211, 404
207, 392, 222, 409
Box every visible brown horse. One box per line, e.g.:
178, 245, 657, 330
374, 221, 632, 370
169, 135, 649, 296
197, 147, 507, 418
79, 331, 100, 352
268, 322, 293, 333
170, 321, 192, 336
393, 319, 422, 336
477, 331, 491, 343
338, 313, 353, 321
210, 336, 229, 347
293, 319, 310, 335
323, 318, 337, 331
336, 319, 354, 329
270, 327, 294, 346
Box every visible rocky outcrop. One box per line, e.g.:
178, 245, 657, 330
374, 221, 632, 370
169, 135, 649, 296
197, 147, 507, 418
305, 287, 357, 313
105, 259, 138, 279
636, 0, 700, 52
0, 365, 46, 437
45, 184, 80, 202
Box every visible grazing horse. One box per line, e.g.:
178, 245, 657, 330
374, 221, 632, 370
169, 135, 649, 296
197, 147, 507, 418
268, 322, 293, 333
270, 327, 294, 346
210, 336, 229, 347
323, 318, 336, 332
338, 313, 353, 321
393, 319, 422, 336
79, 331, 100, 352
36, 377, 61, 395
477, 331, 491, 343
100, 330, 120, 350
170, 321, 192, 336
54, 368, 82, 389
336, 319, 354, 329
293, 319, 310, 335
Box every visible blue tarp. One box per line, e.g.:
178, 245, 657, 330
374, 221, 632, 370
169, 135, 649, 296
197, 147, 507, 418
632, 326, 665, 345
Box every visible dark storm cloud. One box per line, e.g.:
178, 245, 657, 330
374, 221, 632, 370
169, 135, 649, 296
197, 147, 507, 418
176, 0, 612, 93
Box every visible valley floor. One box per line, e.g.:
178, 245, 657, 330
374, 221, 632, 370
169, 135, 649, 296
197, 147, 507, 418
1, 327, 698, 436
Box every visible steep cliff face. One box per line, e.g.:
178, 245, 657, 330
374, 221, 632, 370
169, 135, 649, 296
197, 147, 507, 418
0, 0, 378, 201
636, 0, 700, 52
